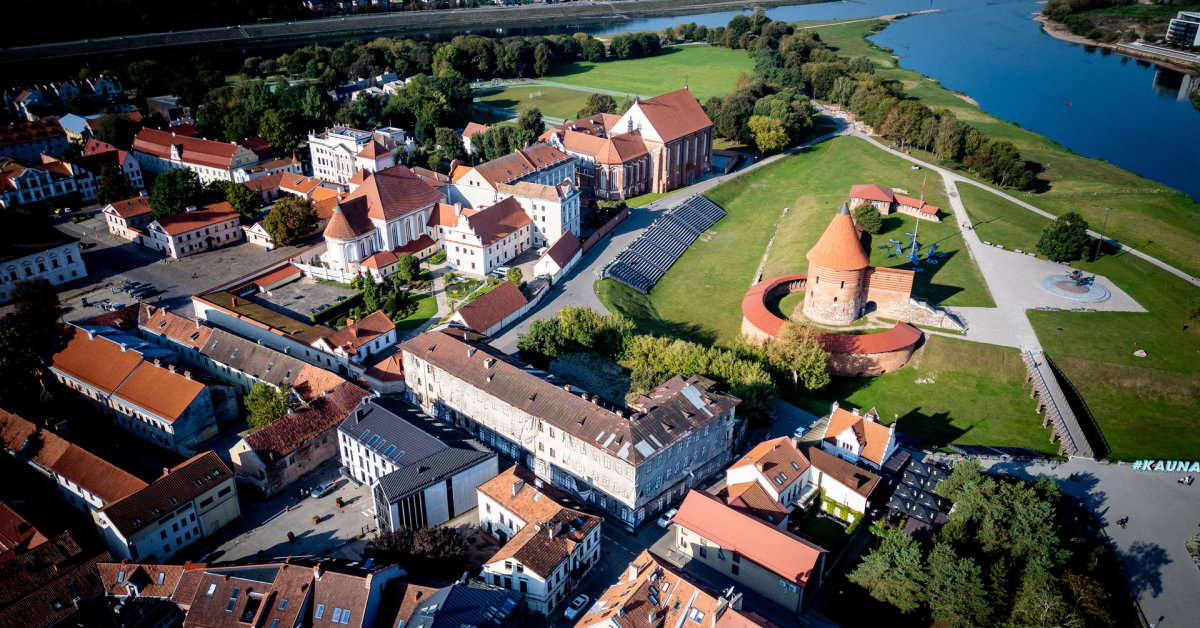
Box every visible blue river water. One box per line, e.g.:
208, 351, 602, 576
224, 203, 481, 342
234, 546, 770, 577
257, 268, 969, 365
577, 0, 1200, 198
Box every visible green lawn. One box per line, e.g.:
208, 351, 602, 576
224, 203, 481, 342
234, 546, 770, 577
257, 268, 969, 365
957, 183, 1048, 254
395, 293, 438, 331
811, 19, 1200, 277
792, 335, 1058, 455
641, 136, 991, 347
475, 85, 590, 121
548, 45, 752, 103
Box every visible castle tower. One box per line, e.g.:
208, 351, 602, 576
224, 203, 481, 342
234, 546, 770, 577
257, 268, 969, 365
803, 203, 870, 325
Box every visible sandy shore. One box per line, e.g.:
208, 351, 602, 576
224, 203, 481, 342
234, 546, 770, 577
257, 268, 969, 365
1034, 13, 1200, 74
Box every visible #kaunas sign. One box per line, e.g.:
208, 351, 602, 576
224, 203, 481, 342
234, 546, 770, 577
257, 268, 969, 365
1131, 460, 1200, 472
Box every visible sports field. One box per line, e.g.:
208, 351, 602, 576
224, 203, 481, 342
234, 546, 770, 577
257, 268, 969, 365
475, 85, 590, 121
548, 45, 752, 103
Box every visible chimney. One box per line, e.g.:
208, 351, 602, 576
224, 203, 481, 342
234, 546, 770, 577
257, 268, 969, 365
139, 189, 149, 197
647, 610, 657, 623
195, 318, 200, 329
852, 408, 860, 416
346, 316, 355, 328
830, 401, 839, 415
287, 407, 294, 415
153, 358, 162, 368
355, 407, 365, 422
161, 467, 170, 476
168, 364, 176, 374
511, 479, 524, 497
616, 603, 625, 618
715, 597, 729, 619
231, 297, 238, 308
563, 384, 571, 393
185, 205, 197, 212
453, 202, 462, 216
627, 563, 640, 583
449, 158, 460, 172
484, 358, 495, 368
313, 564, 322, 580
467, 347, 476, 358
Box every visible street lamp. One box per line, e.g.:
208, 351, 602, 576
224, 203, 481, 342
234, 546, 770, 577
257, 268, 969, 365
1094, 206, 1112, 261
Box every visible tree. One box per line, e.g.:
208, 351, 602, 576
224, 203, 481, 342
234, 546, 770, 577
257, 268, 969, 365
765, 322, 829, 392
516, 107, 545, 139
365, 527, 467, 580
93, 113, 142, 150
580, 38, 606, 62
149, 168, 204, 218
434, 127, 466, 164
852, 204, 883, 235
209, 180, 258, 220
396, 254, 421, 283
258, 109, 303, 157
245, 383, 294, 430
262, 196, 318, 246
576, 93, 617, 119
506, 267, 522, 284
748, 115, 789, 153
533, 42, 554, 76
1036, 211, 1091, 262
517, 317, 567, 367
95, 166, 135, 204
1010, 567, 1082, 628
0, 315, 44, 409
848, 531, 929, 614
61, 137, 86, 162
926, 543, 991, 628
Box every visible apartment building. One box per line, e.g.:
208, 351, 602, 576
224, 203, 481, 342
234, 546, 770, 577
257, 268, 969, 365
0, 225, 86, 303
144, 202, 244, 258
131, 128, 259, 183
308, 126, 406, 188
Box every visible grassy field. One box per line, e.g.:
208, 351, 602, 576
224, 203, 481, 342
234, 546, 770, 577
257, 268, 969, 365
792, 335, 1056, 455
395, 293, 438, 331
957, 183, 1048, 254
810, 20, 1200, 277
549, 45, 752, 103
637, 136, 991, 347
475, 85, 590, 121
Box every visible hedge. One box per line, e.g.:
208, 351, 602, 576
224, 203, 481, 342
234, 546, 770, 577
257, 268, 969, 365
310, 293, 364, 325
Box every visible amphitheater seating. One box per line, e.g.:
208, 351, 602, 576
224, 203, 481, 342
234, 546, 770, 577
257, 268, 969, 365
604, 196, 726, 294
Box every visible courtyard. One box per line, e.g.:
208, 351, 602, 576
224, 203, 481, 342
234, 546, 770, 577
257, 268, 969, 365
256, 277, 356, 321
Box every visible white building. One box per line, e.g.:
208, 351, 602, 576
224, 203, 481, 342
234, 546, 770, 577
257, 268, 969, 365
0, 226, 86, 303
336, 396, 498, 532
533, 231, 582, 284
400, 330, 740, 529
308, 126, 406, 189
0, 155, 77, 209
144, 202, 244, 259
477, 466, 601, 613
310, 310, 397, 365
724, 436, 881, 520
1167, 11, 1200, 46
103, 194, 154, 242
131, 128, 259, 184
818, 403, 898, 470
439, 196, 534, 276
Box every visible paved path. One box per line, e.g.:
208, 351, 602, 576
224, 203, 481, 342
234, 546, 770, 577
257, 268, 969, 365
967, 456, 1200, 627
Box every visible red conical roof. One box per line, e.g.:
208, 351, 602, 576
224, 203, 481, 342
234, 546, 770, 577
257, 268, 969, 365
806, 203, 869, 271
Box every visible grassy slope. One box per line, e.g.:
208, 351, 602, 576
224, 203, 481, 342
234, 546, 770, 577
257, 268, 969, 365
956, 185, 1200, 459
548, 45, 752, 102
647, 136, 991, 347
475, 85, 590, 121
811, 20, 1200, 277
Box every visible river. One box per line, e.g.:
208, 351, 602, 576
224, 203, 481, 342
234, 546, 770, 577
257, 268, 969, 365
575, 0, 1200, 199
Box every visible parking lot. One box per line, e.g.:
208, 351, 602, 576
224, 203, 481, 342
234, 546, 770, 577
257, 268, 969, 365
257, 278, 356, 320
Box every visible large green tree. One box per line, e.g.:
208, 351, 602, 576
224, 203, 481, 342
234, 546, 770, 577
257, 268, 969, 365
1036, 211, 1091, 262
576, 93, 617, 119
925, 543, 991, 628
262, 196, 318, 246
244, 383, 294, 431
852, 204, 883, 235
96, 166, 136, 205
848, 531, 929, 614
207, 180, 258, 220
93, 113, 143, 150
764, 322, 829, 392
149, 169, 204, 218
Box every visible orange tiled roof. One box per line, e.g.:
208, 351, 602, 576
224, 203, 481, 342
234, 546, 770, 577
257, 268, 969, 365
356, 139, 391, 159
633, 89, 712, 143
319, 310, 395, 354
456, 196, 531, 247
105, 195, 152, 219
823, 406, 893, 466
151, 202, 239, 236
806, 203, 869, 271
342, 164, 443, 222
49, 326, 146, 394
471, 143, 570, 188
893, 193, 939, 215
453, 280, 528, 334
728, 436, 810, 493
132, 128, 242, 170
718, 481, 789, 525
323, 204, 374, 240
462, 122, 491, 138
138, 304, 211, 350
849, 184, 895, 203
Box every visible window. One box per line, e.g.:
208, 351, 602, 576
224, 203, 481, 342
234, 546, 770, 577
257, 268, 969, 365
717, 549, 725, 560
341, 611, 351, 625
205, 583, 217, 596
732, 564, 740, 575
225, 587, 241, 612
689, 609, 705, 623
697, 546, 706, 558
200, 497, 214, 507
218, 487, 231, 497
315, 604, 325, 619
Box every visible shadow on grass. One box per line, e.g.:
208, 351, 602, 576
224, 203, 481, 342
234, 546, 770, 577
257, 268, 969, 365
477, 96, 520, 110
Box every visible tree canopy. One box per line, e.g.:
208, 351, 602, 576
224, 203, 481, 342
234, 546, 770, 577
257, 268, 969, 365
262, 196, 318, 246
364, 527, 466, 580
96, 166, 135, 205
853, 204, 883, 235
149, 169, 204, 218
244, 383, 295, 431
1036, 211, 1091, 262
576, 93, 618, 119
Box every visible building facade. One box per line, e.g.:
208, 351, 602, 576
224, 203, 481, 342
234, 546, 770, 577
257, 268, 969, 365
308, 126, 406, 188
0, 232, 85, 303
1167, 11, 1200, 46
103, 194, 154, 241
400, 330, 740, 529
144, 202, 243, 258
0, 117, 68, 162
131, 128, 259, 183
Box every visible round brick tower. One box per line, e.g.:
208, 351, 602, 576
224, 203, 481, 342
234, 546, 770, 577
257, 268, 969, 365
803, 203, 869, 325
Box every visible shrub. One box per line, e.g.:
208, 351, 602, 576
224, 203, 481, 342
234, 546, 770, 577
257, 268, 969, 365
312, 515, 320, 525
429, 249, 447, 264
852, 204, 883, 235
287, 531, 296, 542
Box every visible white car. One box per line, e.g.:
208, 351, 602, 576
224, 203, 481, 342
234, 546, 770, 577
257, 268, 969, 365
311, 481, 336, 498
657, 508, 678, 528
564, 594, 590, 620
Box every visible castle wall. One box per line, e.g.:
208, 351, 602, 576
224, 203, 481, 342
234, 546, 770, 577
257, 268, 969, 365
803, 266, 865, 325
827, 345, 917, 377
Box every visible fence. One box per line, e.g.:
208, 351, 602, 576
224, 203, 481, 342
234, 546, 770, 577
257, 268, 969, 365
582, 208, 629, 254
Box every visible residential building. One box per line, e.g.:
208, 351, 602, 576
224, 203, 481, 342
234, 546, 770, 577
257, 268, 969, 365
145, 202, 244, 258
672, 490, 825, 618
0, 502, 48, 562
377, 580, 523, 628
462, 121, 491, 154
0, 530, 109, 628
573, 549, 774, 628
103, 193, 154, 241
1167, 11, 1200, 47
338, 396, 498, 531
131, 128, 259, 183
448, 142, 580, 247
230, 381, 370, 497
543, 89, 712, 201
803, 446, 881, 516
77, 138, 145, 191
478, 465, 602, 613
818, 403, 898, 470
95, 451, 239, 562
310, 310, 397, 365
145, 95, 192, 124
0, 220, 86, 302
48, 325, 225, 454
724, 436, 880, 521
0, 117, 68, 162
0, 155, 77, 209
233, 153, 304, 183
308, 126, 407, 188
242, 171, 328, 204
848, 184, 940, 222
448, 280, 529, 337
440, 196, 534, 275
400, 330, 740, 529
0, 409, 148, 513
96, 562, 187, 627
99, 557, 406, 628
363, 354, 406, 395
533, 231, 583, 284
321, 165, 445, 276
725, 437, 814, 514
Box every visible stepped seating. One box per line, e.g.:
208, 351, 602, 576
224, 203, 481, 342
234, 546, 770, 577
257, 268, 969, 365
603, 196, 728, 294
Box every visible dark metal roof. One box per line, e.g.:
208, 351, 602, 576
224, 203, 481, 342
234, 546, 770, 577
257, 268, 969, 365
337, 397, 450, 466
405, 583, 522, 628
376, 448, 494, 502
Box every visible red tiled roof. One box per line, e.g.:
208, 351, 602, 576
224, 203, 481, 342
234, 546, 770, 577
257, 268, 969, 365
817, 321, 922, 355
318, 310, 395, 354
805, 446, 881, 499
427, 202, 475, 228
167, 123, 197, 137
49, 326, 146, 394
596, 132, 649, 164
104, 195, 152, 219
363, 354, 405, 383
453, 280, 528, 333
471, 143, 571, 187
342, 164, 443, 222
822, 406, 894, 466
151, 202, 239, 236
807, 203, 869, 271
97, 562, 184, 598
458, 196, 531, 246
540, 231, 581, 271
462, 122, 491, 138
633, 89, 712, 143
139, 304, 212, 350
132, 127, 243, 170
893, 193, 939, 215
0, 548, 108, 628
244, 382, 369, 460
718, 481, 790, 525
673, 490, 823, 586
0, 117, 64, 148
85, 111, 142, 131
728, 436, 810, 493
98, 452, 232, 537
356, 139, 391, 159
323, 203, 374, 240
0, 502, 48, 558
115, 361, 206, 422
849, 184, 895, 203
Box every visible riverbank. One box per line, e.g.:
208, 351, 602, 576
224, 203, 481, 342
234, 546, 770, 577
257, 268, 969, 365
0, 0, 815, 66
1034, 13, 1200, 75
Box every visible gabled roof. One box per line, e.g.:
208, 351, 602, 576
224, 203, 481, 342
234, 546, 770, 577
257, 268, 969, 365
98, 451, 233, 538
893, 193, 939, 216
0, 117, 64, 148
728, 436, 810, 493
150, 202, 239, 236
0, 537, 107, 628
806, 203, 869, 271
342, 164, 443, 221
488, 503, 600, 579
132, 127, 243, 170
243, 382, 369, 461
822, 406, 894, 466
538, 231, 582, 271
138, 304, 211, 350
849, 184, 895, 203
49, 325, 147, 395
471, 143, 571, 188
596, 132, 649, 164
804, 446, 881, 499
0, 502, 48, 558
114, 360, 207, 422
317, 310, 395, 354
716, 481, 789, 526
462, 122, 491, 138
674, 490, 823, 587
323, 203, 375, 240
452, 280, 527, 334
356, 139, 391, 159
456, 196, 532, 247
426, 202, 475, 228
632, 88, 712, 143
97, 562, 185, 598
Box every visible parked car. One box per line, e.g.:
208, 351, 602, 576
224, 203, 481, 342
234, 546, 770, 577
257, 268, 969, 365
657, 508, 678, 528
107, 302, 125, 311
311, 481, 336, 498
564, 595, 590, 620
793, 426, 809, 439
490, 266, 510, 279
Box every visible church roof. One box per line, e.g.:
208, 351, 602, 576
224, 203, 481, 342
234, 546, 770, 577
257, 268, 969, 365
323, 204, 374, 240
806, 203, 869, 271
343, 165, 443, 221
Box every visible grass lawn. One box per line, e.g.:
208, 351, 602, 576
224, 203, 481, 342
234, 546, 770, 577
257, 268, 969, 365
394, 293, 438, 331
791, 335, 1057, 455
957, 183, 1048, 254
624, 190, 673, 208
641, 135, 991, 347
811, 19, 1200, 277
548, 45, 752, 103
475, 85, 590, 121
